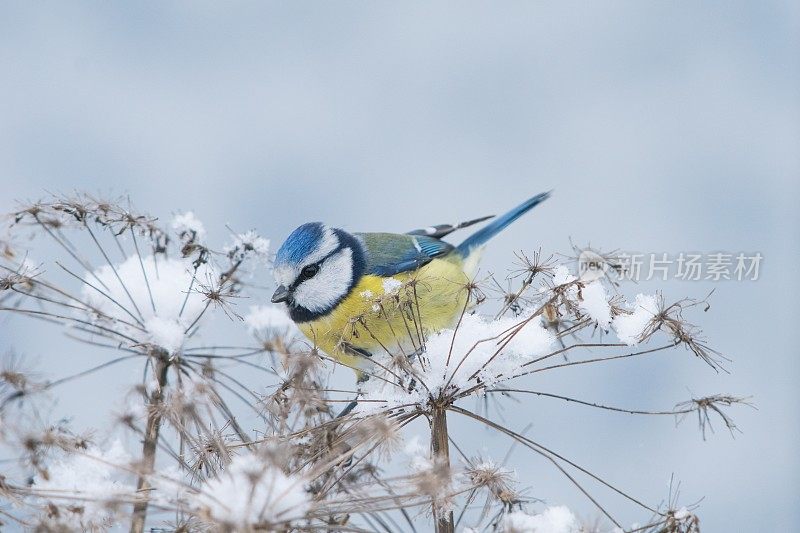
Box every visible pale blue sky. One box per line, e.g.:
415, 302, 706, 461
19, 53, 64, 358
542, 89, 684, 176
1, 2, 798, 530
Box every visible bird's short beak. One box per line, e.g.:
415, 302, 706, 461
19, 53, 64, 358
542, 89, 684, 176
271, 285, 291, 304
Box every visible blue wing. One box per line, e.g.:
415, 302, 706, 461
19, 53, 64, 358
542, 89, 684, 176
356, 232, 454, 276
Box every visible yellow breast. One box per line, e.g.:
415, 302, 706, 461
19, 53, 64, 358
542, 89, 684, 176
298, 257, 470, 376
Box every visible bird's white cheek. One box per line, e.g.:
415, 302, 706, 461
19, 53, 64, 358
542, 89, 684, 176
292, 249, 353, 313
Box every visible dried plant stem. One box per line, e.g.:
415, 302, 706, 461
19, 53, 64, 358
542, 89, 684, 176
431, 405, 454, 533
130, 353, 170, 533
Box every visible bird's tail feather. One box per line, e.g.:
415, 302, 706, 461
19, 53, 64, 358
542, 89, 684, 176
455, 191, 551, 258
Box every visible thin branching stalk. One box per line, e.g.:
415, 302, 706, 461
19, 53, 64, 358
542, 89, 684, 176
130, 353, 170, 533
431, 405, 454, 533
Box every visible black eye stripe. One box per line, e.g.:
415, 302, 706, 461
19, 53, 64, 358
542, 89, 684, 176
292, 263, 320, 288
292, 238, 357, 290
301, 264, 319, 278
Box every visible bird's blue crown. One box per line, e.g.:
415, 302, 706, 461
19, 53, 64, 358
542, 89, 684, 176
275, 222, 328, 268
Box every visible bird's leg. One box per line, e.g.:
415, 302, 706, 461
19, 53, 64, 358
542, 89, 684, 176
335, 372, 370, 418
407, 343, 429, 367
336, 399, 359, 418
404, 344, 426, 392
389, 344, 426, 394
406, 345, 422, 364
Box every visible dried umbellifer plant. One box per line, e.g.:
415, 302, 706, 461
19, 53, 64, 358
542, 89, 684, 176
0, 194, 750, 533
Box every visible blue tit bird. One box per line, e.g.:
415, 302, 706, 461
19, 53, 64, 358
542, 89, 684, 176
271, 192, 551, 382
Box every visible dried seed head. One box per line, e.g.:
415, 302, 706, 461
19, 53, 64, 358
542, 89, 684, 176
354, 415, 402, 459
465, 459, 517, 503
409, 456, 452, 503
512, 249, 556, 282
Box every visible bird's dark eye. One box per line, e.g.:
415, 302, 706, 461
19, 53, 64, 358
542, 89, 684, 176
300, 264, 320, 280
